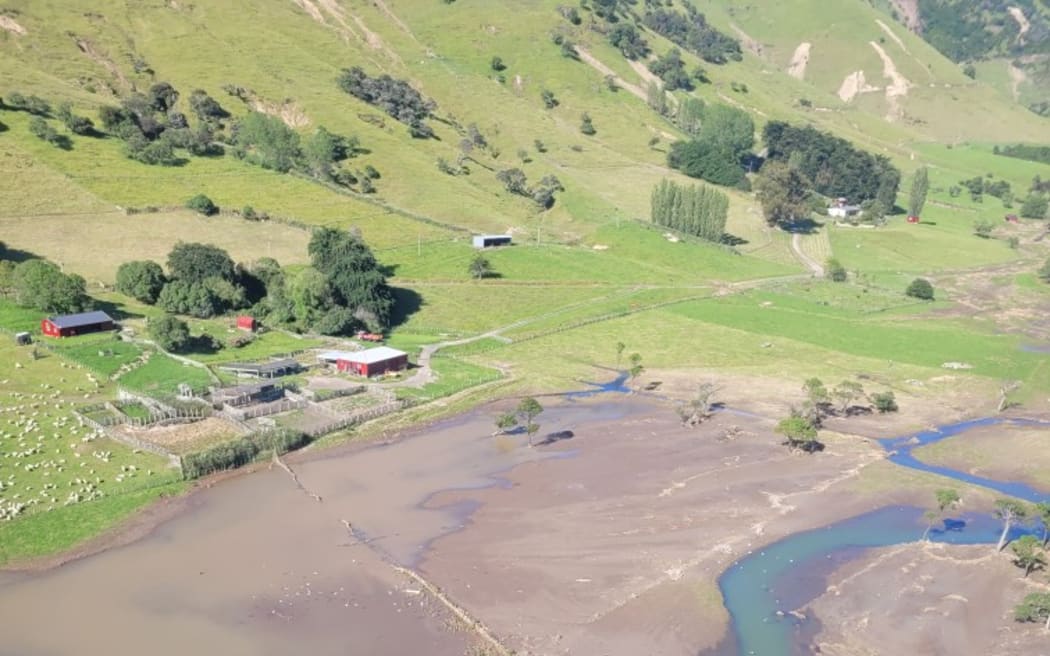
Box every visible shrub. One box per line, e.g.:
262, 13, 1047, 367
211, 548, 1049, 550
825, 258, 847, 282
905, 278, 934, 300
490, 56, 506, 72
185, 194, 218, 216
149, 314, 190, 352
1037, 258, 1050, 283
871, 391, 898, 413
541, 89, 558, 109
580, 113, 596, 135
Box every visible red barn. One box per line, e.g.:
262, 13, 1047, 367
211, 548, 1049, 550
41, 311, 116, 338
236, 316, 257, 331
331, 346, 408, 377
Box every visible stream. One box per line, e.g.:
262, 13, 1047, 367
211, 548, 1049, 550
716, 416, 1050, 655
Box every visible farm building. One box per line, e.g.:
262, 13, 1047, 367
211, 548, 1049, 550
217, 358, 300, 379
236, 316, 257, 331
41, 310, 116, 338
472, 234, 512, 249
211, 382, 284, 407
827, 198, 861, 219
319, 347, 408, 377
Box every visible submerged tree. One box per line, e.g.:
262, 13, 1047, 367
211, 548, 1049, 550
677, 382, 719, 427
995, 498, 1029, 552
516, 397, 544, 447
628, 352, 644, 388
493, 412, 518, 436
922, 488, 960, 541
776, 414, 819, 453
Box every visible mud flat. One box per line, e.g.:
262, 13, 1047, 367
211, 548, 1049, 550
810, 542, 1048, 655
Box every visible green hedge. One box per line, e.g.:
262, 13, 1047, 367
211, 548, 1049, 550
180, 428, 309, 479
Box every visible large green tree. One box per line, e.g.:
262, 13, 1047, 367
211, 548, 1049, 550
1014, 592, 1050, 630
115, 260, 167, 304
995, 499, 1029, 552
1021, 193, 1049, 219
697, 103, 754, 158
755, 161, 810, 226
233, 112, 301, 172
308, 228, 394, 330
12, 259, 89, 314
167, 242, 236, 284
516, 397, 544, 447
1011, 535, 1047, 578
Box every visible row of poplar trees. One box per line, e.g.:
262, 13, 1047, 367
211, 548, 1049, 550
650, 179, 729, 243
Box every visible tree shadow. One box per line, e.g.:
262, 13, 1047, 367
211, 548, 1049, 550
378, 263, 399, 278
783, 218, 823, 234
387, 286, 423, 329
783, 439, 826, 453
537, 430, 574, 446
720, 233, 749, 246
52, 135, 74, 151
182, 334, 222, 355
0, 246, 41, 263
842, 405, 873, 417
92, 298, 145, 323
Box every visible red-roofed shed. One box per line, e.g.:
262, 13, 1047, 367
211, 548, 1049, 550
236, 316, 257, 332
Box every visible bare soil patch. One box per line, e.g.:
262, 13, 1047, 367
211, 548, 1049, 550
787, 42, 811, 80
810, 543, 1050, 655
113, 417, 241, 455
0, 15, 26, 35
890, 0, 922, 32
837, 70, 879, 103
869, 41, 911, 120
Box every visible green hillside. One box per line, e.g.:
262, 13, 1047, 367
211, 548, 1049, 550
1, 0, 1050, 561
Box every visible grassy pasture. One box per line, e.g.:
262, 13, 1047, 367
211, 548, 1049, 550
0, 339, 181, 564
115, 354, 213, 396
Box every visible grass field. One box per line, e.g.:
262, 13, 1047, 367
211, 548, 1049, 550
0, 339, 182, 563
51, 337, 144, 377
115, 354, 213, 396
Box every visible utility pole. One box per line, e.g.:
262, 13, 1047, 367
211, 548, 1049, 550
417, 233, 421, 256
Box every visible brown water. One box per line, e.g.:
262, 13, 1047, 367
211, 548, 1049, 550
0, 399, 643, 656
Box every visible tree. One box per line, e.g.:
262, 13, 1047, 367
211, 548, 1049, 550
516, 397, 543, 447
1037, 501, 1050, 547
649, 48, 692, 91
908, 167, 929, 217
649, 179, 729, 242
697, 104, 754, 159
922, 488, 960, 540
496, 168, 529, 196
832, 380, 865, 415
667, 140, 745, 187
149, 314, 191, 352
490, 56, 506, 72
28, 117, 70, 149
1011, 535, 1047, 578
307, 227, 394, 330
579, 113, 596, 136
469, 253, 493, 280
115, 260, 167, 304
615, 341, 625, 367
973, 220, 994, 238
998, 380, 1022, 413
755, 161, 810, 226
870, 391, 898, 413
677, 382, 719, 427
541, 89, 558, 109
905, 278, 934, 300
11, 259, 89, 314
995, 498, 1029, 552
825, 258, 847, 282
188, 89, 229, 123
628, 352, 643, 387
232, 112, 301, 172
56, 102, 96, 136
156, 279, 223, 318
185, 194, 218, 216
803, 377, 829, 412
1020, 194, 1049, 220
1014, 592, 1050, 631
776, 415, 819, 452
337, 67, 436, 137
494, 411, 518, 436
608, 23, 650, 59
646, 81, 668, 116
167, 242, 236, 284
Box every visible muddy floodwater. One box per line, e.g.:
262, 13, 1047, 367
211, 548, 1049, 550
0, 400, 644, 656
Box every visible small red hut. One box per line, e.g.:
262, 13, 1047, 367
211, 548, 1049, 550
236, 316, 257, 332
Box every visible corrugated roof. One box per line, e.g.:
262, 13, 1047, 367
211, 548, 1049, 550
317, 350, 360, 362
218, 359, 299, 374
47, 310, 114, 329
339, 346, 407, 364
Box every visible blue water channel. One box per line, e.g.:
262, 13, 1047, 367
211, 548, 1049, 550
715, 416, 1050, 656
